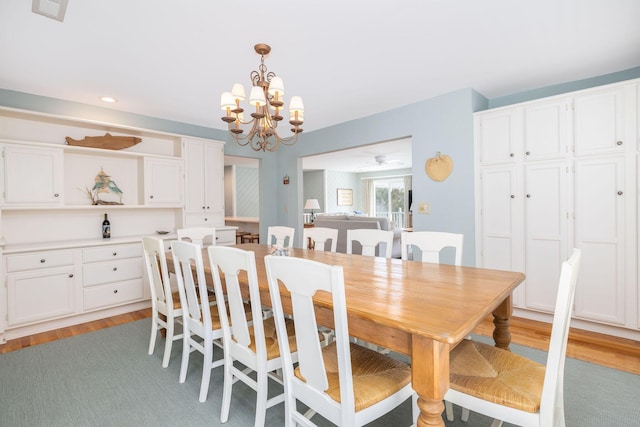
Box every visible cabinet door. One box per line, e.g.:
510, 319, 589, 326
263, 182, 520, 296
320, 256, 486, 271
476, 108, 522, 165
523, 98, 569, 161
478, 165, 524, 305
573, 86, 626, 157
573, 156, 626, 325
204, 143, 224, 214
184, 140, 207, 214
144, 158, 183, 205
523, 160, 568, 312
7, 266, 77, 325
184, 139, 225, 225
3, 145, 63, 205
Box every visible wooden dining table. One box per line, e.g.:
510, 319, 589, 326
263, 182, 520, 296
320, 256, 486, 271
167, 242, 525, 427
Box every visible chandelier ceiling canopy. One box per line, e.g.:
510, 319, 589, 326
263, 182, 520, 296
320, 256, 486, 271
220, 43, 304, 152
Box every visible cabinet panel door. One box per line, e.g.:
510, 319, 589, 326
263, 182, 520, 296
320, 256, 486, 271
204, 143, 224, 213
184, 140, 206, 213
523, 99, 569, 161
523, 161, 568, 312
574, 156, 625, 324
573, 87, 625, 157
478, 165, 524, 305
3, 145, 63, 205
476, 109, 521, 165
145, 158, 183, 205
7, 266, 77, 325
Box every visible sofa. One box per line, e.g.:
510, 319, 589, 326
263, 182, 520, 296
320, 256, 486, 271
312, 215, 402, 258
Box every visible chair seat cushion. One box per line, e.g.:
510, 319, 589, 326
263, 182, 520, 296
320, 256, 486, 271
295, 342, 411, 411
449, 339, 545, 413
246, 317, 299, 360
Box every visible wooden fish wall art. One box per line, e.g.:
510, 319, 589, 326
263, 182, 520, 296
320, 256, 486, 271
65, 133, 142, 150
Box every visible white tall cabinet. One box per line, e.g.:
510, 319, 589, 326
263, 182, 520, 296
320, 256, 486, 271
0, 108, 229, 343
475, 79, 639, 339
183, 137, 225, 227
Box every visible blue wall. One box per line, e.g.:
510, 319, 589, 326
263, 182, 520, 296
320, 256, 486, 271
2, 66, 639, 265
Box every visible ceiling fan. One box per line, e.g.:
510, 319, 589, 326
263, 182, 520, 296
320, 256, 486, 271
359, 155, 404, 170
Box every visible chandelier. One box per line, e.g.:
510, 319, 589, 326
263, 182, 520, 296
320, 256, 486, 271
220, 43, 304, 152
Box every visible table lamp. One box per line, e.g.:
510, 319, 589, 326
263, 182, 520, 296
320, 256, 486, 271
304, 198, 321, 222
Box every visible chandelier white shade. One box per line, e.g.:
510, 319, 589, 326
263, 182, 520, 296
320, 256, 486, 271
220, 43, 304, 152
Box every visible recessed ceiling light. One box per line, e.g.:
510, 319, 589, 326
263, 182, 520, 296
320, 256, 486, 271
100, 96, 118, 103
32, 0, 69, 22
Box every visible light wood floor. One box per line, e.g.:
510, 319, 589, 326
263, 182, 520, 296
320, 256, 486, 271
2, 309, 639, 375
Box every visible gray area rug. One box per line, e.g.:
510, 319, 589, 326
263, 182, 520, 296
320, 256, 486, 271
1, 319, 638, 426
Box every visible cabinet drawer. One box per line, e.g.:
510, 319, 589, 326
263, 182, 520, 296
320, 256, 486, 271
83, 279, 144, 311
83, 244, 142, 263
216, 229, 236, 246
83, 258, 143, 287
6, 250, 75, 272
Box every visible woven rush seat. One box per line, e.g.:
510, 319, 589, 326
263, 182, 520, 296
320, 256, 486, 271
242, 233, 259, 243
449, 339, 545, 413
294, 341, 411, 412
236, 231, 251, 244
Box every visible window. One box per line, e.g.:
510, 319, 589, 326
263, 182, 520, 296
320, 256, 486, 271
373, 178, 407, 227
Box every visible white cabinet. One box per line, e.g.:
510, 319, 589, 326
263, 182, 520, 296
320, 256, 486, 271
2, 144, 64, 206
82, 243, 144, 311
573, 86, 626, 157
183, 138, 225, 226
573, 156, 626, 325
475, 79, 638, 338
5, 249, 78, 326
144, 157, 183, 206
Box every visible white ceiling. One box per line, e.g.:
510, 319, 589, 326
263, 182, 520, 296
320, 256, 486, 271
1, 1, 639, 141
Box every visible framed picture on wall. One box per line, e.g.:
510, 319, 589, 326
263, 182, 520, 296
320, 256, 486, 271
337, 188, 353, 206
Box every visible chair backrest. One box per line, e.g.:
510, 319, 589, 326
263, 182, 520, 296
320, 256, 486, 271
207, 246, 267, 360
346, 228, 393, 258
267, 226, 295, 249
400, 231, 463, 265
177, 227, 216, 247
539, 248, 581, 424
264, 255, 356, 422
171, 240, 212, 338
142, 236, 175, 315
303, 227, 338, 252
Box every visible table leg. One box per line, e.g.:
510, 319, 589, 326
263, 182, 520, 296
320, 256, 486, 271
492, 294, 513, 350
411, 335, 449, 427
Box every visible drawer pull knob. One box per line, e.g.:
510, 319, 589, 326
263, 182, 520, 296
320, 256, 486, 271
40, 259, 46, 263
616, 141, 623, 146
69, 274, 74, 278
113, 252, 117, 256
113, 267, 118, 271
113, 289, 118, 294
54, 193, 59, 197
618, 191, 623, 195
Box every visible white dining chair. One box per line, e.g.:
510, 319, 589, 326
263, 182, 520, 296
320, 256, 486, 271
142, 236, 183, 368
266, 226, 295, 249
171, 240, 224, 402
303, 226, 338, 252
445, 248, 582, 427
400, 231, 463, 265
346, 228, 394, 258
208, 246, 309, 427
264, 255, 416, 426
176, 227, 216, 247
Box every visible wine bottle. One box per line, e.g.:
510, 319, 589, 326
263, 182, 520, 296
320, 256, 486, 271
102, 213, 111, 239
